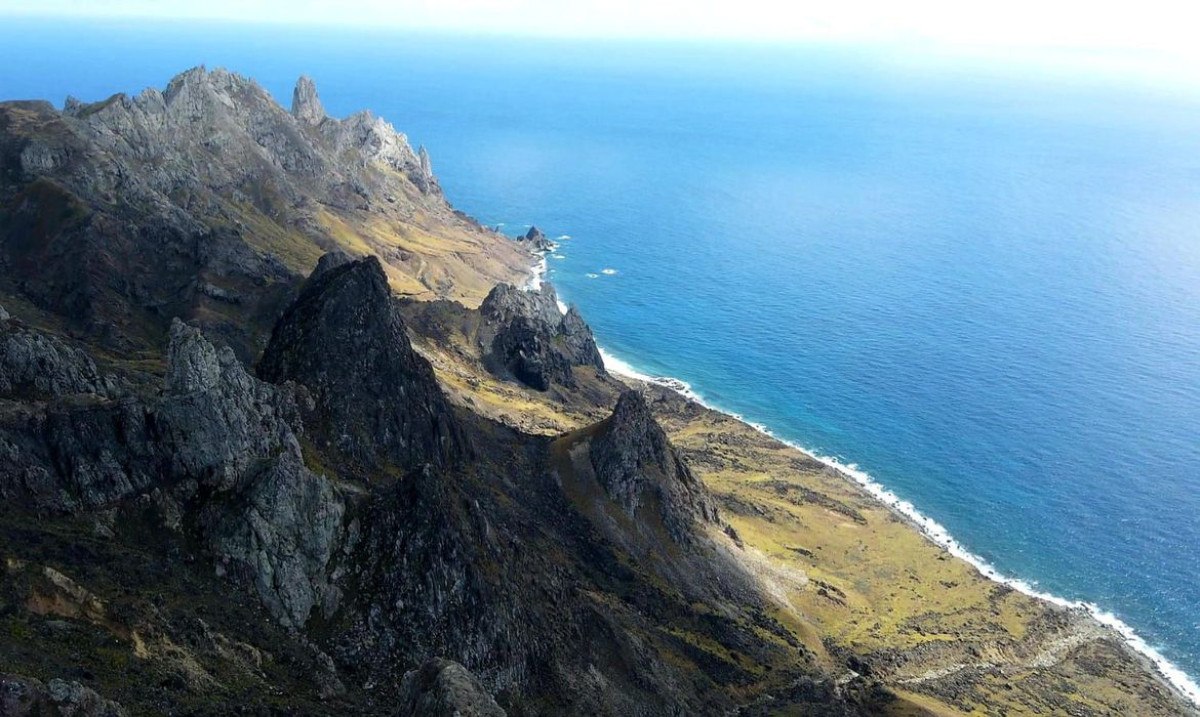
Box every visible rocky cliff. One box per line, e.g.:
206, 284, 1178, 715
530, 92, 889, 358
478, 282, 604, 390
258, 253, 462, 475
0, 69, 1193, 717
0, 67, 528, 363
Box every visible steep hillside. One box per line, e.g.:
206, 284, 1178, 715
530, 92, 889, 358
0, 67, 529, 365
0, 69, 1194, 717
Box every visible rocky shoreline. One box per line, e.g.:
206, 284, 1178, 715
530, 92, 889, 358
501, 239, 1200, 713
587, 346, 1200, 710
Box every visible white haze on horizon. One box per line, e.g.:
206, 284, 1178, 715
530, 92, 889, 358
4, 0, 1200, 87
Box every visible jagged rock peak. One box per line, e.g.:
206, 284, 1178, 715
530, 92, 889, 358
397, 659, 507, 717
591, 390, 720, 541
162, 65, 256, 105
167, 318, 223, 394
291, 75, 325, 125
479, 282, 604, 390
515, 225, 554, 253
258, 254, 461, 474
307, 249, 356, 285
415, 144, 438, 192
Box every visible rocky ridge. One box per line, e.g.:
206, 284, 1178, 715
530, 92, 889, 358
0, 69, 1194, 717
0, 67, 528, 362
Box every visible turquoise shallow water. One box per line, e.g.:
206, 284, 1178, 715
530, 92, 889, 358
4, 18, 1200, 698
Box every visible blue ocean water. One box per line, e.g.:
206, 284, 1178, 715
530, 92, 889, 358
3, 18, 1200, 697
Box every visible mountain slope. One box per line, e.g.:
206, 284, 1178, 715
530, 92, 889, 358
0, 68, 1194, 717
0, 67, 529, 364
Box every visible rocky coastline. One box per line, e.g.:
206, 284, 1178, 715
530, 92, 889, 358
0, 67, 1194, 716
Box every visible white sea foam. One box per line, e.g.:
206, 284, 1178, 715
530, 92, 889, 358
552, 254, 566, 259
558, 234, 572, 240
595, 343, 1200, 707
524, 254, 548, 291
601, 268, 618, 275
525, 257, 1200, 708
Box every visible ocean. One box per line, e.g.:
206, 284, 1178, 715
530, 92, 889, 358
3, 17, 1200, 701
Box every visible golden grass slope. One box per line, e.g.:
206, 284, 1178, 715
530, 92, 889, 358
407, 310, 1195, 716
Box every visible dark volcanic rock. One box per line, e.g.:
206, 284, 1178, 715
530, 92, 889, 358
338, 456, 543, 695
0, 673, 127, 716
397, 659, 506, 717
479, 282, 603, 391
258, 254, 460, 476
0, 315, 115, 398
516, 225, 554, 253
590, 390, 721, 544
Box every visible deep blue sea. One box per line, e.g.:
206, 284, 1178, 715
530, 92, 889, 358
3, 18, 1200, 699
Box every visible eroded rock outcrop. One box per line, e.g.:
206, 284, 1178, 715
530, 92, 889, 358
208, 449, 345, 630
590, 390, 721, 543
291, 75, 326, 126
397, 659, 507, 717
0, 315, 115, 398
258, 255, 461, 475
0, 674, 127, 717
158, 319, 303, 494
517, 225, 555, 253
479, 282, 603, 391
0, 319, 343, 630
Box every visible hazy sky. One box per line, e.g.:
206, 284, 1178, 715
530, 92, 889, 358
1, 1, 1194, 49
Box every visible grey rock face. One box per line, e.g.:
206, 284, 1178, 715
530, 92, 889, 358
0, 673, 127, 716
0, 319, 114, 398
209, 449, 344, 630
258, 255, 461, 476
160, 321, 345, 628
158, 319, 302, 493
0, 67, 454, 361
0, 319, 343, 629
479, 282, 604, 391
590, 390, 720, 544
397, 659, 507, 717
291, 75, 325, 126
414, 145, 439, 193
